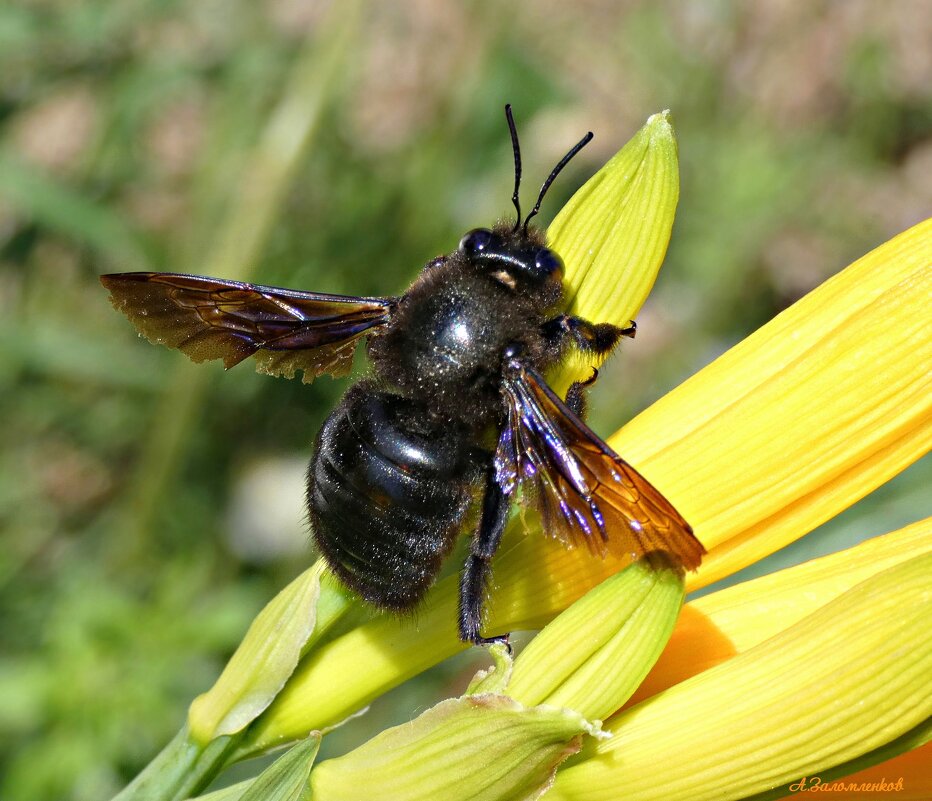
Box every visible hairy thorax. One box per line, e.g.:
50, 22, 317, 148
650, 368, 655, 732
368, 258, 557, 430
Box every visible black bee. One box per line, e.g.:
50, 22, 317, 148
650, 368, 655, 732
101, 106, 704, 645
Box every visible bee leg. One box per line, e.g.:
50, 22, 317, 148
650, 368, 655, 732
459, 468, 510, 646
542, 315, 636, 357
565, 367, 599, 418
618, 319, 638, 339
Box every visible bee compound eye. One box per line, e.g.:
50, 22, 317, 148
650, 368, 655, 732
459, 228, 494, 254
534, 248, 564, 277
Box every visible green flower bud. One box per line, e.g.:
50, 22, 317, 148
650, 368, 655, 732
188, 563, 325, 743
310, 695, 600, 801
507, 554, 685, 722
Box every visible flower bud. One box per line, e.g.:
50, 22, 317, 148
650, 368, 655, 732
548, 111, 679, 391
309, 695, 599, 801
506, 553, 684, 722
188, 562, 328, 743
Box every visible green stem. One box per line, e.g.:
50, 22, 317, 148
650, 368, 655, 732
113, 728, 238, 801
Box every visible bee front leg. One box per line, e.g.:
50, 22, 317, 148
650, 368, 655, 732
541, 314, 636, 358
542, 315, 636, 418
459, 468, 511, 646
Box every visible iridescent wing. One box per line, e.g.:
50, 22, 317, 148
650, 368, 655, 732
495, 357, 704, 570
100, 272, 395, 382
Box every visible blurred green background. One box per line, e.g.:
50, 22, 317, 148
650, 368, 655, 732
1, 1, 929, 797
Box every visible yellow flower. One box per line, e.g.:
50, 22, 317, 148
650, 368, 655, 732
119, 112, 931, 801
549, 524, 932, 801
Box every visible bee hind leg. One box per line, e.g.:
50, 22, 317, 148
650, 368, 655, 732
459, 468, 511, 646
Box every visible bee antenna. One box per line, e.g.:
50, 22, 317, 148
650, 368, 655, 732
505, 104, 522, 233
523, 130, 594, 234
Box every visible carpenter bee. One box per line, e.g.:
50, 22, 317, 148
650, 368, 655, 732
101, 106, 704, 645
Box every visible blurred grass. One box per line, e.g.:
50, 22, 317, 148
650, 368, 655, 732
0, 1, 929, 798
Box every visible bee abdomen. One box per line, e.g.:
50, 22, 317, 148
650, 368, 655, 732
308, 383, 477, 611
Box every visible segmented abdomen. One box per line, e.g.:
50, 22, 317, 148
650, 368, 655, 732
308, 383, 477, 610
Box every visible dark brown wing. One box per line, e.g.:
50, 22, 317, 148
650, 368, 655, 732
100, 272, 395, 382
495, 357, 704, 570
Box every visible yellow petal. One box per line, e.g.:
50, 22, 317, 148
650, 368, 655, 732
616, 217, 932, 588
690, 518, 932, 651
548, 552, 932, 801
756, 717, 932, 800
628, 517, 932, 706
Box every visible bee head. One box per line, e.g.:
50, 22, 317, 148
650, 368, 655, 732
458, 227, 564, 290
454, 105, 591, 296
